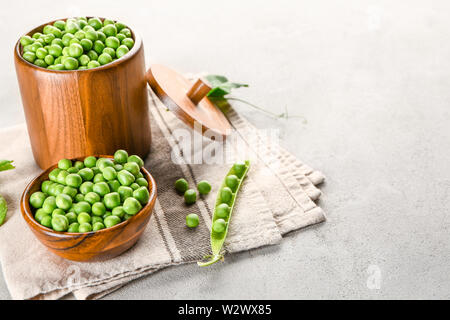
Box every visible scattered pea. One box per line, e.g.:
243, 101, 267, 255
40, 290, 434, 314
186, 213, 199, 228
184, 189, 197, 205
197, 180, 211, 195
175, 178, 188, 194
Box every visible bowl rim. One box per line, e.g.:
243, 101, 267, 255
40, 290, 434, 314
20, 155, 156, 238
14, 17, 142, 73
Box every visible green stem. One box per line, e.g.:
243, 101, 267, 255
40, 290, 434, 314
197, 254, 223, 267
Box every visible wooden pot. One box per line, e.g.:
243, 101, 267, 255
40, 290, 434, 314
14, 19, 151, 170
20, 155, 157, 262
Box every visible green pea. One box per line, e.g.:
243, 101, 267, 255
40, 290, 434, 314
51, 38, 64, 48
20, 35, 34, 46
79, 39, 92, 51
92, 216, 103, 224
52, 184, 65, 196
68, 43, 83, 58
77, 54, 89, 66
114, 164, 123, 171
79, 181, 93, 195
54, 56, 63, 64
216, 203, 230, 219
92, 202, 106, 216
108, 180, 121, 192
136, 172, 144, 179
65, 212, 77, 224
116, 33, 126, 42
105, 36, 120, 49
123, 214, 133, 220
118, 186, 133, 202
79, 222, 92, 233
30, 191, 47, 209
136, 177, 148, 187
87, 50, 98, 61
88, 17, 103, 30
220, 187, 233, 204
35, 47, 48, 59
23, 51, 36, 63
52, 215, 69, 232
48, 63, 65, 70
41, 180, 53, 194
93, 182, 110, 197
128, 155, 144, 168
44, 54, 55, 65
34, 59, 47, 68
104, 192, 121, 210
98, 159, 114, 172
55, 193, 72, 210
103, 211, 112, 219
75, 194, 85, 202
212, 219, 227, 233
225, 175, 239, 192
120, 28, 132, 38
93, 40, 105, 54
124, 162, 140, 176
48, 44, 63, 57
92, 222, 105, 231
42, 196, 57, 214
114, 149, 128, 164
84, 156, 97, 168
115, 22, 127, 32
112, 206, 125, 219
58, 159, 71, 170
68, 222, 80, 232
102, 47, 116, 59
123, 197, 142, 215
116, 45, 129, 59
78, 19, 88, 29
65, 173, 82, 187
62, 33, 74, 46
73, 201, 91, 214
73, 161, 84, 170
65, 19, 80, 34
133, 187, 150, 205
87, 60, 101, 69
48, 171, 61, 183
103, 24, 117, 37
197, 180, 211, 195
35, 208, 49, 222
130, 183, 139, 190
77, 168, 93, 181
117, 170, 135, 186
97, 31, 106, 42
84, 192, 100, 205
52, 203, 65, 212
122, 37, 134, 49
74, 30, 85, 40
69, 37, 81, 46
54, 20, 66, 31
184, 189, 197, 204
104, 215, 121, 228
102, 166, 117, 181
23, 44, 33, 53
93, 173, 106, 183
62, 186, 78, 199
67, 167, 79, 173
32, 32, 43, 39
92, 167, 101, 175
41, 215, 52, 228
77, 212, 91, 224
43, 33, 55, 44
185, 213, 199, 228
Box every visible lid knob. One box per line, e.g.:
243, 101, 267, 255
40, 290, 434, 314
186, 78, 212, 105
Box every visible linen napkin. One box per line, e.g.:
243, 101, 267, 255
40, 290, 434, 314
0, 91, 325, 299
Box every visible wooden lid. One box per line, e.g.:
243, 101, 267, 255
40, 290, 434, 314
146, 64, 231, 137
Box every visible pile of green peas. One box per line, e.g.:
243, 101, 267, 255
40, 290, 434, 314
20, 17, 134, 70
29, 150, 149, 233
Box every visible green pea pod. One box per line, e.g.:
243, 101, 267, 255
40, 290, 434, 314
0, 160, 15, 172
198, 160, 250, 267
0, 195, 7, 226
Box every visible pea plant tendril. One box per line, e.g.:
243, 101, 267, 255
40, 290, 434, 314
205, 74, 306, 121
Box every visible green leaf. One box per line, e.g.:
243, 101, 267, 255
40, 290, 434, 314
205, 74, 229, 87
0, 160, 15, 172
0, 195, 7, 226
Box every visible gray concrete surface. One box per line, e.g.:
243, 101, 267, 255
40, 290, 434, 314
1, 0, 449, 299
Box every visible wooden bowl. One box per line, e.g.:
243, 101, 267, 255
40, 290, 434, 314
20, 156, 157, 262
14, 18, 151, 170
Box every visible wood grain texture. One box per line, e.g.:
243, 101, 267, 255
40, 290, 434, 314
147, 64, 231, 138
14, 18, 151, 170
20, 155, 157, 262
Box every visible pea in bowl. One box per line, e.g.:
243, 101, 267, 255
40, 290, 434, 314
20, 155, 157, 262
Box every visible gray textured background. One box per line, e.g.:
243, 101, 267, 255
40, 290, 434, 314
1, 0, 449, 299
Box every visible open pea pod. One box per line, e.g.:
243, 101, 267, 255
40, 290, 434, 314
198, 160, 250, 267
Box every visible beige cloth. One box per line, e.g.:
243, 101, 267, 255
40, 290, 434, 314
0, 91, 325, 299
